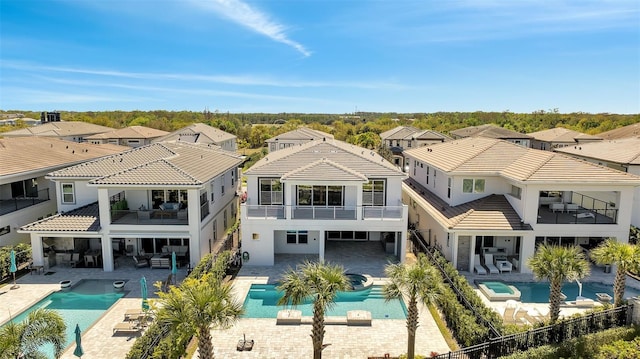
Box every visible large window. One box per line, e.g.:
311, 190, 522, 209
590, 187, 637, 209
297, 185, 343, 206
151, 189, 188, 209
286, 230, 308, 244
259, 179, 283, 205
462, 179, 485, 193
62, 183, 75, 204
510, 185, 522, 199
363, 179, 385, 206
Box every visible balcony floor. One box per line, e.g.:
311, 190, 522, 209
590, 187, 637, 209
537, 206, 615, 224
111, 211, 188, 225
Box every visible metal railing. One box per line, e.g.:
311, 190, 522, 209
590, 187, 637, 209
243, 204, 406, 220
110, 210, 188, 225
0, 188, 50, 216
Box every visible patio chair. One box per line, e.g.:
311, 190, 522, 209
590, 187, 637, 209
484, 254, 500, 274
132, 255, 149, 269
84, 255, 95, 267
69, 253, 82, 268
502, 305, 518, 324
113, 321, 140, 335
474, 254, 487, 275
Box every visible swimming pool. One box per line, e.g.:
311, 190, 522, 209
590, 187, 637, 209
509, 281, 640, 303
242, 284, 407, 319
2, 279, 126, 358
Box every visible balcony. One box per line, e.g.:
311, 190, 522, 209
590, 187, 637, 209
244, 204, 406, 220
0, 188, 50, 216
537, 206, 616, 224
111, 209, 189, 225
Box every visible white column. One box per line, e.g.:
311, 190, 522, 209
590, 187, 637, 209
30, 234, 45, 266
101, 234, 113, 272
319, 230, 325, 262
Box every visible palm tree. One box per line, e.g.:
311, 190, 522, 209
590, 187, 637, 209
527, 244, 590, 323
0, 308, 66, 358
383, 253, 442, 359
155, 272, 243, 359
277, 261, 350, 359
590, 239, 640, 307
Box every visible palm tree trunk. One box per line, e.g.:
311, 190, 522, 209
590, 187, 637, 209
613, 265, 626, 307
312, 301, 326, 359
198, 326, 214, 359
406, 296, 418, 359
549, 280, 562, 323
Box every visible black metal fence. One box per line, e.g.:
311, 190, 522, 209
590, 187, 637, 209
432, 286, 631, 359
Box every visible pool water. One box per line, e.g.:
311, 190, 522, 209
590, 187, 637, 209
510, 281, 640, 303
243, 284, 407, 319
3, 279, 126, 358
483, 281, 514, 294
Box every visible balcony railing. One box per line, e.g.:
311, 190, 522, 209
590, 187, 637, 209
537, 207, 617, 224
243, 204, 406, 220
0, 188, 50, 216
111, 209, 188, 225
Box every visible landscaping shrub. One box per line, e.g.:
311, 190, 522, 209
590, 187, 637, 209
595, 336, 640, 359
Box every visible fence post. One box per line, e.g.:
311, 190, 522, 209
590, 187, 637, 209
631, 297, 640, 325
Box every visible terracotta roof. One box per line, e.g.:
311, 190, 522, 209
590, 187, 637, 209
20, 203, 100, 232
281, 158, 368, 182
246, 139, 405, 179
0, 137, 129, 177
450, 124, 532, 140
154, 123, 236, 144
597, 122, 640, 140
527, 127, 602, 143
555, 137, 640, 165
405, 137, 640, 184
85, 126, 169, 140
404, 179, 530, 231
49, 142, 243, 186
2, 121, 114, 138
266, 128, 333, 142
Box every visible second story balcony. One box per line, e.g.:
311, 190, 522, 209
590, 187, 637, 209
537, 191, 618, 225
243, 204, 406, 221
0, 188, 50, 216
111, 209, 189, 225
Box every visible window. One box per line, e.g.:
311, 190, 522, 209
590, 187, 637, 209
210, 181, 215, 202
426, 167, 429, 184
510, 185, 522, 199
221, 174, 225, 195
362, 179, 385, 206
62, 183, 75, 203
259, 179, 283, 205
463, 179, 485, 193
223, 210, 228, 228
231, 202, 236, 219
298, 185, 343, 206
447, 178, 452, 198
286, 230, 308, 244
200, 192, 209, 220
151, 189, 188, 209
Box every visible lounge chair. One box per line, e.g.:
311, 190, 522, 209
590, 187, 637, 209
474, 254, 487, 275
502, 305, 518, 324
124, 309, 144, 321
133, 255, 149, 269
484, 254, 500, 274
113, 321, 140, 335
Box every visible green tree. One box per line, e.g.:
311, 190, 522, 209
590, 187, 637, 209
590, 239, 640, 307
383, 254, 442, 359
277, 261, 350, 359
352, 131, 380, 149
0, 308, 66, 358
527, 244, 590, 322
155, 272, 243, 359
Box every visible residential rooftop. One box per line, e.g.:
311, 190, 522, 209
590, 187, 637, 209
597, 122, 640, 140
527, 127, 602, 143
554, 137, 640, 165
450, 124, 532, 140
266, 127, 333, 142
153, 123, 236, 144
1, 121, 114, 138
85, 125, 169, 140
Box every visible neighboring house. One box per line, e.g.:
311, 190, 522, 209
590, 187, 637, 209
265, 128, 333, 153
240, 138, 408, 266
403, 137, 640, 274
0, 137, 128, 246
1, 121, 114, 142
379, 126, 450, 170
86, 126, 169, 148
528, 127, 602, 151
0, 118, 40, 126
19, 142, 243, 272
597, 122, 640, 140
555, 137, 640, 228
449, 124, 532, 147
153, 123, 237, 152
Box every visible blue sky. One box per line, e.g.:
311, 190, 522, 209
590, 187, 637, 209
1, 0, 639, 114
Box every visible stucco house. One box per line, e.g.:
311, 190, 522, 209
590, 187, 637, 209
379, 126, 450, 170
153, 123, 237, 152
265, 128, 334, 153
528, 127, 602, 151
2, 121, 114, 143
0, 137, 128, 246
450, 124, 532, 148
86, 126, 169, 148
19, 142, 242, 272
403, 137, 640, 274
240, 138, 408, 266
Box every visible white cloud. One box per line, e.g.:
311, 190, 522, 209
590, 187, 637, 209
194, 0, 311, 57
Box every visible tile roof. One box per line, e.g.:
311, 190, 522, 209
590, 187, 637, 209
380, 126, 420, 140
20, 203, 100, 232
554, 137, 640, 165
404, 179, 530, 231
154, 123, 236, 144
245, 139, 405, 179
0, 137, 129, 177
597, 122, 640, 140
405, 137, 640, 184
413, 130, 451, 141
2, 121, 114, 137
49, 142, 243, 186
527, 127, 602, 143
281, 158, 368, 182
266, 128, 333, 142
450, 124, 532, 140
85, 126, 169, 140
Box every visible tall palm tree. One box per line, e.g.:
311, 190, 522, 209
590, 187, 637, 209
155, 272, 243, 359
527, 244, 590, 323
383, 253, 442, 359
277, 261, 350, 359
0, 308, 66, 358
590, 239, 640, 307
